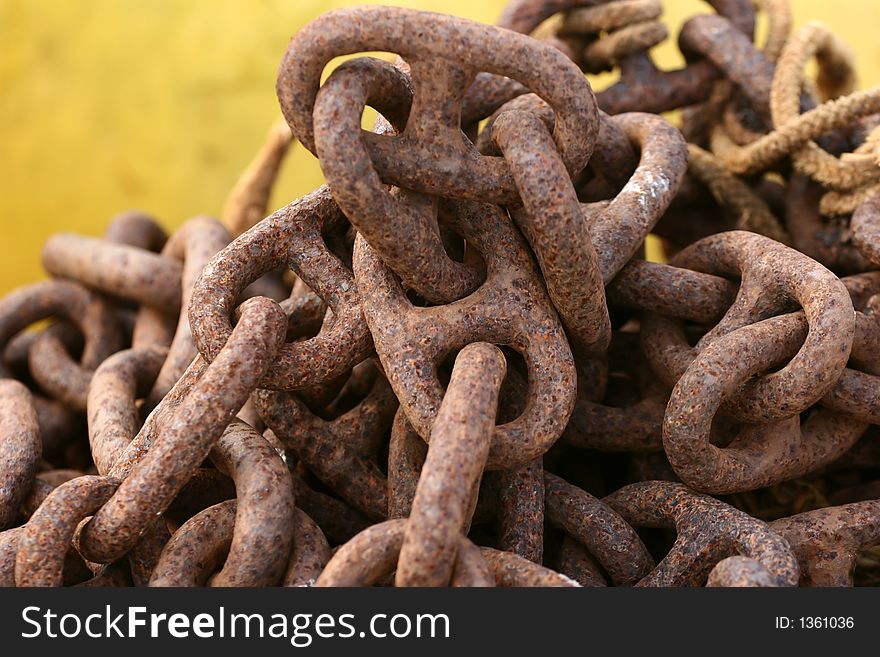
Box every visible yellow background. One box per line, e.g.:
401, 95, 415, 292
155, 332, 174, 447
2, 0, 879, 293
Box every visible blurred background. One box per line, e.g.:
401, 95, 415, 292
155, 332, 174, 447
2, 0, 879, 294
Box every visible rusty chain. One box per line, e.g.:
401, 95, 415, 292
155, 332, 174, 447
2, 0, 880, 588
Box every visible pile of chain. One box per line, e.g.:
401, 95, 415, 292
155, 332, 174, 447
3, 0, 880, 587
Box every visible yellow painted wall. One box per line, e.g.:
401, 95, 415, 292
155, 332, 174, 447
2, 0, 879, 293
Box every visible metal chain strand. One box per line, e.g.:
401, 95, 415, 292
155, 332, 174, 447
651, 231, 855, 422
555, 0, 756, 114
5, 0, 880, 589
0, 381, 41, 529
87, 346, 167, 476
149, 500, 236, 587
78, 297, 287, 563
316, 519, 495, 588
771, 501, 880, 586
493, 109, 611, 358
41, 234, 184, 314
206, 421, 296, 587
189, 187, 372, 391
15, 476, 119, 587
353, 199, 576, 470
283, 508, 332, 588
604, 481, 800, 587
144, 216, 231, 408
544, 473, 654, 585
279, 6, 598, 202
254, 370, 397, 520
396, 343, 506, 586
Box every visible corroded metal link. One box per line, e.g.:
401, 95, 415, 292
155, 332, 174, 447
493, 109, 611, 358
638, 264, 880, 429
496, 0, 593, 34
354, 200, 576, 470
678, 14, 776, 121
0, 280, 124, 380
207, 421, 296, 587
130, 303, 177, 353
313, 57, 483, 305
562, 0, 661, 36
387, 409, 428, 521
706, 556, 779, 587
556, 536, 608, 587
0, 529, 23, 587
561, 0, 666, 74
771, 501, 880, 586
149, 500, 236, 587
316, 519, 494, 587
77, 561, 133, 588
479, 548, 579, 587
41, 234, 183, 313
0, 478, 62, 586
474, 98, 638, 197
449, 541, 496, 587
839, 271, 880, 311
164, 468, 235, 525
3, 322, 78, 376
785, 176, 870, 275
851, 193, 880, 267
396, 343, 505, 586
284, 508, 331, 587
109, 355, 207, 482
78, 297, 287, 563
500, 1, 753, 49
655, 312, 864, 493
103, 211, 168, 252
607, 260, 738, 325
481, 98, 685, 286
544, 473, 654, 585
15, 476, 118, 587
562, 376, 668, 451
387, 407, 497, 530
254, 370, 397, 520
651, 231, 855, 422
598, 53, 719, 115
819, 295, 880, 421
291, 473, 372, 546
144, 216, 231, 407
87, 346, 167, 476
0, 380, 41, 529
28, 324, 95, 411
546, 0, 757, 114
638, 233, 867, 490
128, 522, 170, 587
604, 481, 799, 587
492, 459, 545, 563
189, 187, 372, 391
586, 113, 687, 282
279, 6, 598, 204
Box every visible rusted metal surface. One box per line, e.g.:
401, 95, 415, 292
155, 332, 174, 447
0, 380, 41, 530
396, 343, 505, 586
354, 199, 576, 471
771, 501, 880, 586
3, 0, 880, 588
544, 473, 654, 585
78, 297, 287, 564
189, 187, 372, 391
316, 519, 495, 587
255, 367, 397, 519
604, 482, 800, 587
